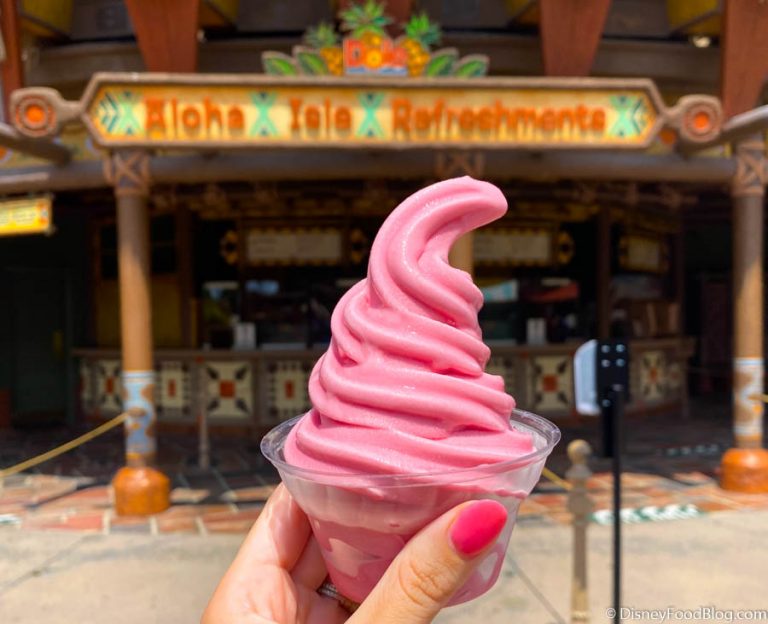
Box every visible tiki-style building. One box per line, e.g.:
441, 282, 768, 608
1, 0, 768, 512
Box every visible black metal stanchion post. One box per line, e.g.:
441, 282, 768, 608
608, 385, 624, 624
597, 341, 629, 624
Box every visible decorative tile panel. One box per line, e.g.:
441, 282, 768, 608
95, 359, 122, 415
667, 360, 683, 397
639, 350, 667, 403
79, 359, 94, 413
265, 360, 311, 424
206, 361, 253, 421
487, 356, 519, 400
157, 360, 191, 420
529, 355, 573, 413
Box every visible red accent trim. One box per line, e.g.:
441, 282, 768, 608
220, 380, 235, 398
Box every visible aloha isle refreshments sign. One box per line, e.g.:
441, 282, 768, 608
10, 76, 721, 151
5, 4, 723, 154
82, 79, 658, 148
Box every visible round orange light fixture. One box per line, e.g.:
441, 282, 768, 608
681, 101, 721, 143
24, 103, 46, 125
693, 110, 713, 132
13, 95, 57, 137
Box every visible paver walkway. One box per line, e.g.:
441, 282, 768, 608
3, 465, 768, 535
3, 397, 767, 533
3, 510, 768, 623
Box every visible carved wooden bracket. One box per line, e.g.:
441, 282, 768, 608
666, 95, 723, 145
10, 87, 82, 139
104, 151, 151, 197
733, 137, 767, 198
435, 151, 485, 178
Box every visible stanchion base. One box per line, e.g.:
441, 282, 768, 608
720, 448, 768, 493
112, 466, 171, 516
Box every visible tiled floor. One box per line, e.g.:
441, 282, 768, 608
0, 476, 272, 534
2, 396, 768, 534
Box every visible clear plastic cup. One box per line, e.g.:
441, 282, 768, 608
261, 408, 560, 606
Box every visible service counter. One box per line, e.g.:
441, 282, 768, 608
75, 337, 694, 428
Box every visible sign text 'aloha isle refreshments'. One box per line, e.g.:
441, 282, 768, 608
86, 81, 660, 149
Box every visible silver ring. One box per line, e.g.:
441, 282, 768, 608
317, 580, 359, 613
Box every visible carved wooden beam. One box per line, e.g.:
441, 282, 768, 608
0, 151, 737, 195
0, 122, 71, 165
682, 104, 768, 154
720, 0, 768, 119
0, 0, 23, 117
124, 0, 200, 72
540, 0, 613, 76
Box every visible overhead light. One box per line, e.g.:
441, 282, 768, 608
690, 35, 711, 48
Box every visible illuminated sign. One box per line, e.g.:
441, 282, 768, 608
80, 77, 665, 149
11, 74, 723, 152
0, 196, 53, 237
475, 228, 555, 266
619, 234, 669, 273
246, 228, 342, 265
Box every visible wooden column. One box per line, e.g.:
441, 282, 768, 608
108, 150, 170, 515
438, 152, 485, 276
124, 0, 200, 72
0, 0, 24, 118
539, 0, 612, 76
596, 206, 611, 339
449, 234, 474, 276
721, 137, 768, 493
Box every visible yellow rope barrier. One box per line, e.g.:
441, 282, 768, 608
0, 412, 127, 479
542, 466, 572, 491
0, 410, 577, 494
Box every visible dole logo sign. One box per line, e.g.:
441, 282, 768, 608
343, 35, 408, 76
262, 0, 489, 78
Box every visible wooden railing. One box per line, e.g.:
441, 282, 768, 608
74, 337, 694, 427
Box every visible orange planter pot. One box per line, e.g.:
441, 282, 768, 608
112, 466, 171, 516
720, 447, 768, 493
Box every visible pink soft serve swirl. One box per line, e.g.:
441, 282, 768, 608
284, 177, 534, 475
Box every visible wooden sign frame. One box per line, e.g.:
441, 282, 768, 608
10, 73, 723, 152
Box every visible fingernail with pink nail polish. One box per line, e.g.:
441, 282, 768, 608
449, 500, 508, 557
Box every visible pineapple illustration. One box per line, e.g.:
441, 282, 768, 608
402, 12, 441, 76
304, 22, 343, 75
340, 0, 391, 47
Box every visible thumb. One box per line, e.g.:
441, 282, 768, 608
348, 499, 508, 624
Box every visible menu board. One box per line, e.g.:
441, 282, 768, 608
246, 228, 342, 265
474, 228, 553, 266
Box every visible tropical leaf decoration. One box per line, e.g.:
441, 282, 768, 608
293, 46, 329, 75
453, 55, 490, 78
302, 22, 342, 76
404, 12, 441, 48
402, 11, 441, 76
303, 22, 339, 49
262, 52, 300, 76
340, 0, 392, 39
424, 48, 458, 77
260, 1, 488, 77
